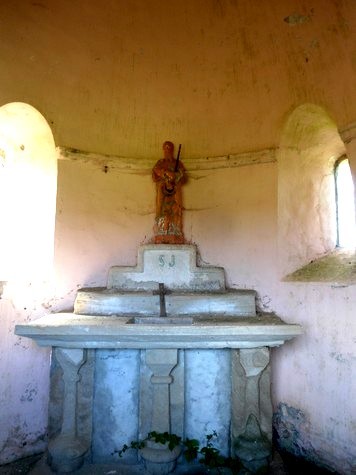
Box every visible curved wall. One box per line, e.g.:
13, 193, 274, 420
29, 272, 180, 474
0, 103, 57, 464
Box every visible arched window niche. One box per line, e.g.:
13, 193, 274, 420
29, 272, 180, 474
0, 102, 57, 463
0, 102, 57, 289
278, 103, 356, 283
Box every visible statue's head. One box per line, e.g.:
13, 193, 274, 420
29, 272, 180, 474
162, 141, 174, 159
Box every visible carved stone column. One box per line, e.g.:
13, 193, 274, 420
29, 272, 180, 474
231, 348, 272, 473
339, 122, 356, 224
140, 349, 181, 475
48, 348, 88, 473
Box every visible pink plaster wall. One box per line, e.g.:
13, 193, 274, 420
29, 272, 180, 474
273, 105, 355, 474
53, 158, 278, 311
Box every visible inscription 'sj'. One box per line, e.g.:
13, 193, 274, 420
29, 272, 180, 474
158, 254, 176, 268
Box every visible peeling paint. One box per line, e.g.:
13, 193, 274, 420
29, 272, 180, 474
274, 403, 317, 460
58, 146, 277, 172
273, 403, 356, 474
257, 294, 273, 312
329, 352, 354, 364
20, 384, 38, 403
0, 421, 46, 464
284, 12, 312, 25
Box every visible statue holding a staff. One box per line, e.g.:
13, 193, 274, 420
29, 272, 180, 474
152, 141, 186, 244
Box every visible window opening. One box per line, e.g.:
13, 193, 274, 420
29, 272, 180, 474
0, 102, 57, 282
334, 157, 356, 248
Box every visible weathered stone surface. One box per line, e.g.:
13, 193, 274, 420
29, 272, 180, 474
74, 289, 256, 317
185, 349, 231, 456
107, 245, 226, 291
145, 349, 178, 433
49, 348, 95, 455
140, 350, 185, 440
92, 349, 140, 464
234, 414, 271, 473
48, 349, 89, 473
231, 348, 272, 473
15, 313, 302, 349
231, 348, 272, 444
141, 444, 181, 475
140, 349, 181, 474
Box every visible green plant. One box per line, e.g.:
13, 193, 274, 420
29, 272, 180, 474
117, 431, 181, 456
117, 430, 241, 473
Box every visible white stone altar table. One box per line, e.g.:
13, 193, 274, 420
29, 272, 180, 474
15, 245, 302, 474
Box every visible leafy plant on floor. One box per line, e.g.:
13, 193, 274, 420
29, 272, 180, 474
117, 430, 242, 473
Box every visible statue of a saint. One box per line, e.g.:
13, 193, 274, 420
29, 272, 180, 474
152, 141, 186, 244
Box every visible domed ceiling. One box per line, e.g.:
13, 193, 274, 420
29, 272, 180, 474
0, 0, 355, 158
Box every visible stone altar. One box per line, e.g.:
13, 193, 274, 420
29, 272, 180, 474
16, 244, 302, 474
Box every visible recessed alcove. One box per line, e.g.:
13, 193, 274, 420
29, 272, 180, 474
0, 102, 57, 282
278, 104, 347, 279
0, 102, 57, 463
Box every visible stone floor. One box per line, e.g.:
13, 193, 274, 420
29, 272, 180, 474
0, 451, 338, 475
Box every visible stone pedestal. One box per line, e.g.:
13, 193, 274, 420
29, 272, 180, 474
231, 348, 272, 472
140, 349, 182, 475
48, 349, 88, 473
107, 245, 226, 291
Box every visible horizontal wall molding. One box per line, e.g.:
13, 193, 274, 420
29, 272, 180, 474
57, 146, 276, 172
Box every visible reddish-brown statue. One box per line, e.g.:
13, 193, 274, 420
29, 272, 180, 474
152, 141, 186, 244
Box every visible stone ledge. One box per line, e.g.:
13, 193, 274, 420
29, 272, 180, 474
74, 289, 256, 317
284, 248, 356, 284
15, 313, 302, 350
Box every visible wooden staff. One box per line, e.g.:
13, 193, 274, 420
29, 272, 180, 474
174, 144, 182, 172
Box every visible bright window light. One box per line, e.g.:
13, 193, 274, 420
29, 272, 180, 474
335, 158, 356, 248
0, 102, 57, 281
